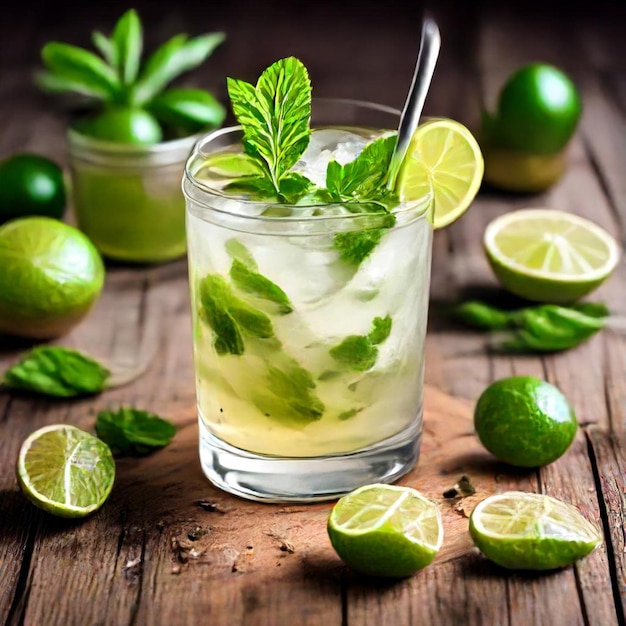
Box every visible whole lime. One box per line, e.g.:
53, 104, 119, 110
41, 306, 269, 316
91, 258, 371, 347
0, 217, 105, 339
495, 63, 582, 154
474, 376, 578, 467
0, 154, 66, 224
76, 107, 163, 145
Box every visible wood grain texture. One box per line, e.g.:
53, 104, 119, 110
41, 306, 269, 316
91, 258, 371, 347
0, 1, 625, 625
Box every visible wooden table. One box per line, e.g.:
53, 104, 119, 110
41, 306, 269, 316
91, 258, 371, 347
1, 1, 624, 624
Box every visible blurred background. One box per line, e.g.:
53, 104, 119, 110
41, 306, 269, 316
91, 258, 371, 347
0, 0, 624, 163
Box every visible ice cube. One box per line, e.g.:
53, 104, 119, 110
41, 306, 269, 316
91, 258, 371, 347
292, 129, 368, 187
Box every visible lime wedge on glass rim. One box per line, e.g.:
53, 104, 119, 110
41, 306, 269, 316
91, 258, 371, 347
469, 491, 602, 570
394, 118, 484, 229
17, 424, 115, 518
484, 208, 621, 303
327, 483, 444, 578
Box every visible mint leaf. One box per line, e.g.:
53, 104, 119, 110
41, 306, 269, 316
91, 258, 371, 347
227, 57, 312, 198
96, 407, 176, 456
278, 172, 314, 204
329, 315, 393, 371
225, 238, 258, 269
230, 259, 293, 314
112, 8, 142, 86
199, 274, 274, 355
368, 316, 392, 344
2, 347, 110, 397
224, 175, 278, 200
333, 228, 385, 265
326, 135, 396, 201
329, 336, 378, 372
253, 354, 325, 423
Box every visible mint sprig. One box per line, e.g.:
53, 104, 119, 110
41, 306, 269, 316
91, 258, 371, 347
227, 57, 312, 200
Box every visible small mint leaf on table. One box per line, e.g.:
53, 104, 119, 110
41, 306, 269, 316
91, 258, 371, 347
227, 57, 313, 200
96, 407, 176, 456
2, 347, 110, 397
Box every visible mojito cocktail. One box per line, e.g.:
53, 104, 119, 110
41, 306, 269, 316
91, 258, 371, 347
183, 58, 482, 501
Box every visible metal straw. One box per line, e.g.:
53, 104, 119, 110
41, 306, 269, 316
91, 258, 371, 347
388, 17, 441, 188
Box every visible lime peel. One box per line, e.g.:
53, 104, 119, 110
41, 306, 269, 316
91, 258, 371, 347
327, 483, 443, 578
469, 491, 602, 570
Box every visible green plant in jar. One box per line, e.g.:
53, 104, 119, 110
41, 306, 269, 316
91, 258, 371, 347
37, 9, 226, 263
479, 63, 582, 193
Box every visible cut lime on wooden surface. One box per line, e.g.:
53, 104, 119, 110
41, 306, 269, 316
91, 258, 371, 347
469, 491, 602, 570
394, 118, 484, 229
484, 209, 621, 303
327, 483, 443, 578
17, 424, 115, 518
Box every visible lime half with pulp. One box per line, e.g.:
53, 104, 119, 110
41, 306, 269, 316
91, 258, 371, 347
394, 118, 484, 229
469, 491, 602, 570
484, 208, 620, 303
17, 424, 115, 518
327, 483, 444, 577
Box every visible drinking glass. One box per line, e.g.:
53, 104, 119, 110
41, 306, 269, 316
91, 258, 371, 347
183, 99, 433, 502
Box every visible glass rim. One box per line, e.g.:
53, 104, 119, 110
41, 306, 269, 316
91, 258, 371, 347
67, 127, 203, 156
182, 97, 432, 223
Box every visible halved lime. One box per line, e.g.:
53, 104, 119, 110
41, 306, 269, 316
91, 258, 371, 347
484, 209, 621, 303
469, 491, 602, 570
327, 483, 444, 577
17, 424, 115, 518
394, 118, 484, 229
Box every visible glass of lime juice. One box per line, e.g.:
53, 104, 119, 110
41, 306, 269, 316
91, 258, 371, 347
184, 90, 433, 502
68, 130, 199, 264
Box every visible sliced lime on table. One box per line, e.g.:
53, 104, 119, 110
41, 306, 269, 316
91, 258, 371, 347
17, 424, 115, 518
469, 491, 602, 570
327, 483, 444, 578
395, 118, 484, 229
484, 209, 621, 303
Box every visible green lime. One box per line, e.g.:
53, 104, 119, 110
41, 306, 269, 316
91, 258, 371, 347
17, 424, 115, 518
474, 376, 578, 467
469, 491, 601, 570
76, 108, 163, 145
0, 217, 105, 339
484, 209, 620, 303
495, 63, 582, 154
327, 483, 444, 578
0, 154, 66, 224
